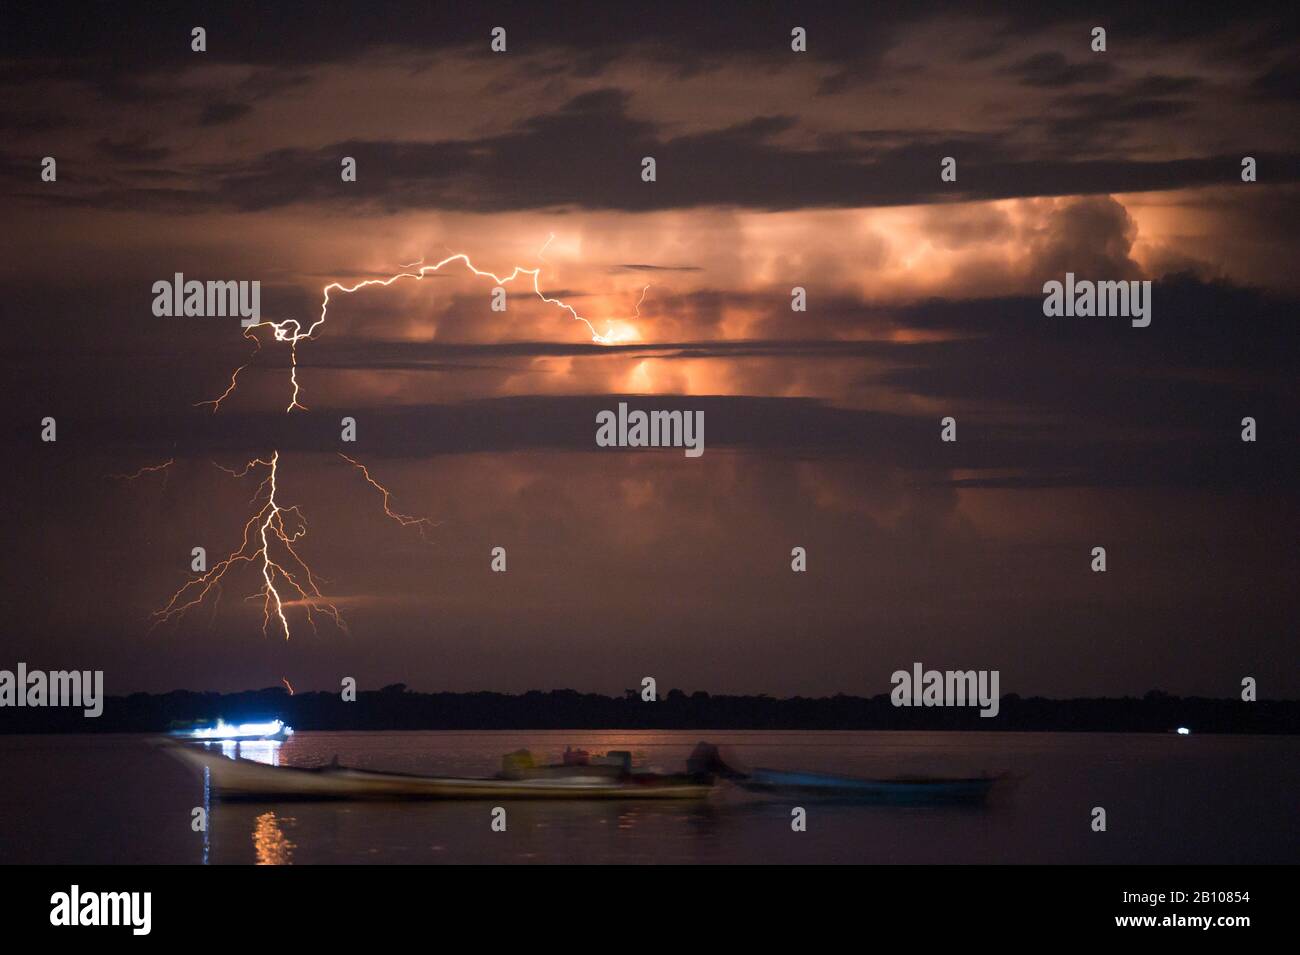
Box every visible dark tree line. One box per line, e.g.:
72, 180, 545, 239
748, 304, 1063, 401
2, 686, 1295, 734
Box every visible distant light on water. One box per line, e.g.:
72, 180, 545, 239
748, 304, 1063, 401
1176, 726, 1191, 735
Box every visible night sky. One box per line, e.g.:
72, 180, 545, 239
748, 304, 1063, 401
2, 1, 1297, 698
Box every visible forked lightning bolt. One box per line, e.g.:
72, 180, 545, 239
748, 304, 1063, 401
153, 452, 345, 640
339, 453, 437, 538
155, 238, 639, 647
109, 459, 175, 484
150, 452, 430, 641
198, 248, 640, 414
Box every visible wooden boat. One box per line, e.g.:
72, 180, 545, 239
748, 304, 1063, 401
736, 767, 998, 804
165, 744, 713, 801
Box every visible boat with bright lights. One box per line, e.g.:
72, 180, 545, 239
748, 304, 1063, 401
165, 744, 714, 801
168, 719, 294, 743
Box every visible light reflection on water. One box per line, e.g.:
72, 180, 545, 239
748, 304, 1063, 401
253, 811, 295, 865
201, 766, 210, 865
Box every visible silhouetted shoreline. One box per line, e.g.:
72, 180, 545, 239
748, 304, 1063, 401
2, 686, 1296, 734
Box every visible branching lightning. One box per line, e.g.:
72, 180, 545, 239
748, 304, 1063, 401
149, 451, 433, 641
156, 236, 635, 650
338, 453, 437, 539
199, 245, 637, 414
195, 335, 261, 414
153, 452, 345, 641
109, 459, 175, 484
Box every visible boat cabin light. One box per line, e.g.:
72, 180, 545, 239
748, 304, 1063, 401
187, 719, 291, 740
1176, 726, 1191, 735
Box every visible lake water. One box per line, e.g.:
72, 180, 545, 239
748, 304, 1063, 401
0, 731, 1295, 864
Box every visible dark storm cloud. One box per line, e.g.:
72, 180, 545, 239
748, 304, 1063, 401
95, 135, 170, 163
1126, 74, 1205, 98
207, 336, 913, 374
5, 2, 1299, 213
196, 69, 310, 126
1002, 51, 1115, 88
17, 379, 1295, 496
888, 276, 1297, 373
1047, 89, 1194, 127
198, 100, 253, 126
8, 0, 1297, 77
1249, 61, 1300, 101
991, 0, 1298, 49
2, 1, 922, 75
1028, 83, 1206, 158
0, 109, 70, 134
25, 88, 1294, 214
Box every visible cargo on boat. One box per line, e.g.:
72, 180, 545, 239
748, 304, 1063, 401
164, 743, 714, 801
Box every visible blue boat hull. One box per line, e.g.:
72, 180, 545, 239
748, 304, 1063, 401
740, 768, 997, 805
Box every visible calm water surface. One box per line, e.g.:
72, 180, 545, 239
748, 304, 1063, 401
0, 731, 1295, 864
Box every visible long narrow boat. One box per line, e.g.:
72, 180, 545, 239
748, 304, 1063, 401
684, 743, 1002, 805
736, 767, 998, 805
166, 744, 713, 801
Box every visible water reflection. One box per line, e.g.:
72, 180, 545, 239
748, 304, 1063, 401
205, 797, 722, 864
253, 811, 294, 865
201, 766, 211, 865
213, 740, 281, 765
